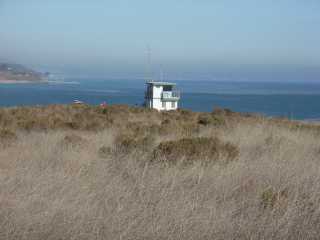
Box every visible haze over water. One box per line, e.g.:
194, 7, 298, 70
1, 1, 320, 78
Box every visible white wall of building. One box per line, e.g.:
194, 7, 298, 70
152, 98, 163, 110
151, 99, 178, 111
152, 85, 163, 99
145, 83, 179, 111
161, 101, 178, 111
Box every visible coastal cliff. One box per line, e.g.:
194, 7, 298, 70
0, 63, 48, 83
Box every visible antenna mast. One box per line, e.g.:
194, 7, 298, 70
146, 45, 152, 82
160, 64, 164, 82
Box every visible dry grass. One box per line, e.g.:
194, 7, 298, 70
1, 104, 320, 239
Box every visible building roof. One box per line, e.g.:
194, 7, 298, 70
146, 81, 176, 86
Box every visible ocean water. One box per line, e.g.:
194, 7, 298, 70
1, 79, 320, 120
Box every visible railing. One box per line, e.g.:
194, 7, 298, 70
162, 91, 180, 99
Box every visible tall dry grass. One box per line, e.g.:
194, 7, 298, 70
0, 105, 320, 239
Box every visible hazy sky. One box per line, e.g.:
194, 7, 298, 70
1, 0, 320, 80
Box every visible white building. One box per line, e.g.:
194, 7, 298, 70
144, 81, 180, 111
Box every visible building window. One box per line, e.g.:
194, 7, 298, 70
163, 85, 172, 91
171, 102, 175, 108
162, 102, 166, 109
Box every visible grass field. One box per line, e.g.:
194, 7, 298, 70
1, 104, 320, 239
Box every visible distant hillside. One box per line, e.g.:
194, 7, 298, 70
0, 63, 49, 82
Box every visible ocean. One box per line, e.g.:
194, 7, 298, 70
1, 79, 320, 120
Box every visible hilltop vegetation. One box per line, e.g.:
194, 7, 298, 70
0, 104, 320, 239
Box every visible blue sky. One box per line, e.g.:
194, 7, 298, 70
0, 0, 319, 80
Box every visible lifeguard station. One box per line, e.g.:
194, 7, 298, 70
144, 81, 180, 111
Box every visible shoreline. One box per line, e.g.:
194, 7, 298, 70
0, 79, 48, 84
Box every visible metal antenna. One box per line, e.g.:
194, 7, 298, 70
145, 45, 152, 82
160, 64, 164, 82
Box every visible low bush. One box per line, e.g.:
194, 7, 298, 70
261, 188, 289, 209
197, 114, 211, 125
60, 134, 87, 149
0, 128, 17, 147
198, 113, 225, 126
114, 134, 155, 154
98, 146, 112, 158
152, 137, 239, 166
212, 107, 234, 116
